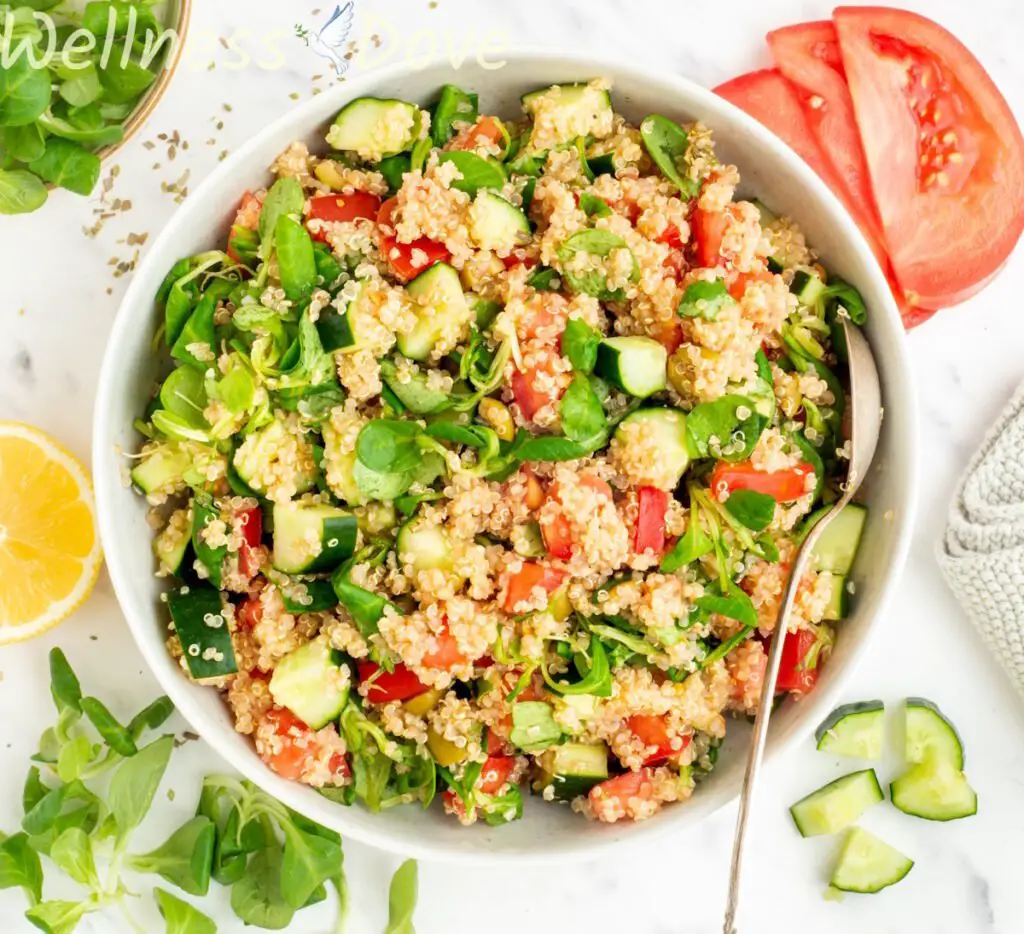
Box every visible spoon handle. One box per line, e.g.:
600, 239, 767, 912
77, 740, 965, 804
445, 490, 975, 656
721, 496, 848, 933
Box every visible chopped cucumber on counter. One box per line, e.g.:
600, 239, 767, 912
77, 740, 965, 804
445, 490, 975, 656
830, 827, 914, 894
789, 769, 883, 837
904, 697, 965, 770
815, 701, 885, 760
890, 758, 977, 822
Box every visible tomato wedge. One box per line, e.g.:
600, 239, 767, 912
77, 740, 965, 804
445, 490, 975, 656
834, 6, 1024, 310
376, 197, 451, 281
767, 21, 885, 248
307, 192, 381, 242
711, 460, 814, 502
503, 562, 566, 614
357, 661, 429, 703
633, 487, 668, 555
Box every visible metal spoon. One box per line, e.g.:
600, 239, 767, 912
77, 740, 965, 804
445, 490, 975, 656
723, 318, 882, 933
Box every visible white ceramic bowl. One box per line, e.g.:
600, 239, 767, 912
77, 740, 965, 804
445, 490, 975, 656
94, 50, 917, 864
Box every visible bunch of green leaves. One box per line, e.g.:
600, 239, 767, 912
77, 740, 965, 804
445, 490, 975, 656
0, 1, 173, 214
336, 702, 437, 813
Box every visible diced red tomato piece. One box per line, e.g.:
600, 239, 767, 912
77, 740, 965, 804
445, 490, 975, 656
518, 291, 568, 342
767, 21, 886, 248
710, 460, 814, 502
656, 223, 684, 249
541, 477, 613, 559
237, 506, 263, 578
503, 562, 566, 614
233, 191, 261, 230
357, 661, 429, 703
236, 594, 263, 630
259, 707, 312, 779
328, 752, 351, 779
774, 627, 821, 694
420, 622, 469, 670
627, 715, 673, 765
306, 192, 381, 242
485, 730, 507, 756
834, 7, 1024, 310
502, 253, 538, 270
588, 768, 656, 817
650, 316, 685, 353
728, 268, 774, 301
511, 350, 565, 423
634, 486, 668, 555
449, 115, 506, 152
376, 197, 451, 281
479, 755, 516, 794
690, 206, 732, 268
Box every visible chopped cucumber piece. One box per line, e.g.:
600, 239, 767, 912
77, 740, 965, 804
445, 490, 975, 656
272, 501, 358, 574
811, 503, 867, 575
509, 701, 562, 753
613, 408, 689, 488
131, 446, 192, 495
398, 263, 472, 361
904, 697, 965, 770
154, 512, 190, 576
380, 358, 452, 415
279, 579, 340, 614
538, 742, 609, 800
791, 269, 827, 305
191, 497, 226, 588
521, 83, 613, 149
233, 421, 317, 496
890, 758, 977, 821
595, 336, 667, 398
789, 769, 883, 837
815, 700, 884, 760
468, 191, 529, 251
269, 639, 350, 729
168, 586, 237, 681
830, 827, 914, 894
396, 517, 452, 572
317, 280, 373, 353
326, 97, 423, 160
820, 572, 850, 621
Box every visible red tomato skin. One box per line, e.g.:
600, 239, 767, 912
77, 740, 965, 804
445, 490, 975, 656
690, 207, 731, 268
503, 562, 566, 614
260, 707, 310, 779
588, 768, 655, 813
376, 197, 451, 281
774, 628, 821, 694
710, 460, 814, 502
237, 594, 263, 630
634, 487, 668, 555
479, 755, 516, 794
237, 506, 262, 578
627, 715, 675, 765
540, 513, 574, 560
357, 661, 429, 703
233, 191, 261, 230
767, 21, 885, 247
511, 353, 566, 423
833, 7, 1024, 309
307, 192, 381, 241
420, 623, 470, 670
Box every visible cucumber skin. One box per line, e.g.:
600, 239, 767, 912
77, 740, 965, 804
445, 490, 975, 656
789, 768, 883, 838
814, 700, 884, 758
905, 696, 965, 770
168, 587, 238, 681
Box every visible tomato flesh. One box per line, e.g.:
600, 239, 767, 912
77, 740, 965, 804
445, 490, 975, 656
237, 506, 262, 578
420, 622, 469, 670
376, 197, 451, 281
588, 768, 655, 814
690, 206, 731, 268
260, 707, 310, 779
237, 594, 263, 630
633, 487, 668, 555
511, 351, 564, 422
627, 714, 686, 765
449, 115, 505, 152
775, 628, 821, 694
503, 562, 566, 613
357, 661, 429, 703
540, 476, 613, 559
711, 460, 814, 502
307, 192, 381, 241
834, 6, 1024, 309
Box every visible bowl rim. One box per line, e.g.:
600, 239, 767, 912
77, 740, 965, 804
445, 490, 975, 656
93, 47, 918, 864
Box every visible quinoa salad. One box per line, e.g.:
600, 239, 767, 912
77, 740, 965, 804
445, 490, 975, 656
131, 79, 870, 826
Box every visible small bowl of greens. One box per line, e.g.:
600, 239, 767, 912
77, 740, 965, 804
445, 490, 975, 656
0, 0, 190, 215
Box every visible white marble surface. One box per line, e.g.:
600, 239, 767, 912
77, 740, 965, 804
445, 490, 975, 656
2, 0, 1024, 931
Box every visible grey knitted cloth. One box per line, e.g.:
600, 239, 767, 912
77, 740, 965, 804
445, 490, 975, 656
938, 380, 1024, 690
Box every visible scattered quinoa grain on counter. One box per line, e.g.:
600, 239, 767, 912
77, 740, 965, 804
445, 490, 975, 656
129, 78, 868, 826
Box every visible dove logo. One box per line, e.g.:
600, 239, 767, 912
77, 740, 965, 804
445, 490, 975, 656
300, 2, 356, 75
